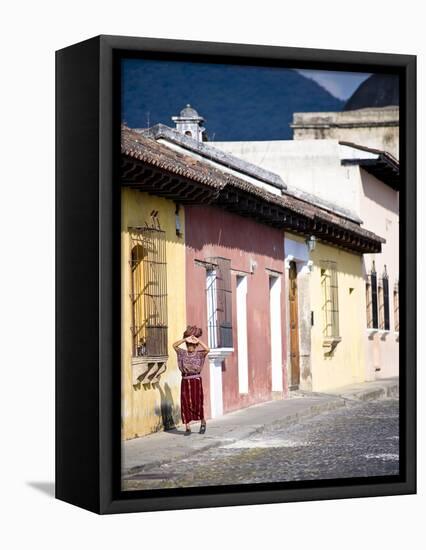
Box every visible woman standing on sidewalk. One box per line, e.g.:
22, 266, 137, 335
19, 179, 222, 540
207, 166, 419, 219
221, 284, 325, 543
173, 326, 210, 435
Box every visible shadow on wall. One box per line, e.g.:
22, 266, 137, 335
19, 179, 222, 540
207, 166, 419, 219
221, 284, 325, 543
184, 205, 285, 261
155, 382, 181, 431
361, 172, 399, 214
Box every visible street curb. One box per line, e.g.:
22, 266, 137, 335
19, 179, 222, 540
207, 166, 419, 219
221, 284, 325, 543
337, 382, 399, 402
122, 396, 347, 478
294, 380, 399, 403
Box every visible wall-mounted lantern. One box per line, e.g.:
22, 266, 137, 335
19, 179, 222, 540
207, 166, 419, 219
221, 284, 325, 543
249, 258, 258, 273
175, 203, 183, 237
306, 235, 316, 253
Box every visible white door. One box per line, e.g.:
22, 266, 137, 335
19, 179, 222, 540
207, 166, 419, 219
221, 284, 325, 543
270, 275, 283, 391
206, 270, 223, 417
236, 275, 249, 393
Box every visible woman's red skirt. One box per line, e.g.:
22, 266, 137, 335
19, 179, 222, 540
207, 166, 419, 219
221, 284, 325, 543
180, 376, 204, 424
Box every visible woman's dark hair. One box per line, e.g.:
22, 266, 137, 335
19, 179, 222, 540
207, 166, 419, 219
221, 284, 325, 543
183, 325, 202, 338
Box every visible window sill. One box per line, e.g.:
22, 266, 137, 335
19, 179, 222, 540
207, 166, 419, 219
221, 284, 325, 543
395, 331, 399, 342
132, 355, 168, 385
367, 328, 379, 340
378, 329, 391, 340
322, 337, 341, 351
208, 348, 234, 365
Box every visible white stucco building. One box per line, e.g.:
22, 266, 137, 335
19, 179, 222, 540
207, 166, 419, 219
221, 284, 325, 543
214, 138, 400, 381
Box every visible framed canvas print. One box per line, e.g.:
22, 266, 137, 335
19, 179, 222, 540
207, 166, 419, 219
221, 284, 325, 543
56, 35, 416, 514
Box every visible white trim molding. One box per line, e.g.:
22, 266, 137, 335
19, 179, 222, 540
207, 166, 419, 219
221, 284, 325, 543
208, 348, 234, 418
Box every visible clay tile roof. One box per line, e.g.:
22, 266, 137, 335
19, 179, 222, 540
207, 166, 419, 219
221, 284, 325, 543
122, 127, 221, 189
121, 126, 385, 250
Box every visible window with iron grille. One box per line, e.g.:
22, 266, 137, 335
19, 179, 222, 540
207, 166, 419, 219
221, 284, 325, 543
320, 261, 340, 339
366, 267, 379, 329
377, 267, 390, 331
382, 270, 390, 331
394, 281, 399, 332
129, 225, 168, 357
206, 257, 233, 349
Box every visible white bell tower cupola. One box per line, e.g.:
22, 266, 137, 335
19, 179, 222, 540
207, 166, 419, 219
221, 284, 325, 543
172, 104, 206, 142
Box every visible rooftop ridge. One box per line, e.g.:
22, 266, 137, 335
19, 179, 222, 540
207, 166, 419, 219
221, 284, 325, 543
137, 124, 287, 191
282, 186, 363, 225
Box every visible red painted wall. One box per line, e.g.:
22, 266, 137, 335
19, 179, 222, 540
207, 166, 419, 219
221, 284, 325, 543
184, 205, 287, 419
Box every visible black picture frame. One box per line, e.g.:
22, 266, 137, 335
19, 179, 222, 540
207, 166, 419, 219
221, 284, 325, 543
56, 34, 416, 515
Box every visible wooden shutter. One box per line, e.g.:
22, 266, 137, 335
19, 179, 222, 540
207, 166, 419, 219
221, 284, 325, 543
371, 271, 378, 329
383, 275, 390, 331
215, 257, 233, 348
366, 280, 372, 328
394, 282, 399, 332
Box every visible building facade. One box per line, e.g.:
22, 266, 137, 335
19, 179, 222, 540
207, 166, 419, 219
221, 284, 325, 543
215, 137, 398, 388
121, 188, 186, 440
185, 204, 287, 418
121, 114, 385, 439
283, 234, 367, 392
121, 124, 290, 438
357, 160, 399, 380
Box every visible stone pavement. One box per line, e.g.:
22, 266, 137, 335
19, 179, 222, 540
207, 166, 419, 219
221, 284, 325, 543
122, 377, 398, 478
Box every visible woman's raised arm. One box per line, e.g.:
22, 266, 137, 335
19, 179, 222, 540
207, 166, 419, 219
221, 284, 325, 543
173, 338, 186, 352
196, 338, 210, 355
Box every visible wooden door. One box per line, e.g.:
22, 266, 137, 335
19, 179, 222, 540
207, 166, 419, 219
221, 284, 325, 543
289, 261, 300, 388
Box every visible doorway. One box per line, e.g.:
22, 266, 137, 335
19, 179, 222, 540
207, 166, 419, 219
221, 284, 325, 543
289, 261, 300, 389
269, 275, 283, 391
236, 275, 249, 394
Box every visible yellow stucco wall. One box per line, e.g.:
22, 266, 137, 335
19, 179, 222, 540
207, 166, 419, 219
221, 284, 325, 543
121, 188, 186, 440
310, 242, 366, 392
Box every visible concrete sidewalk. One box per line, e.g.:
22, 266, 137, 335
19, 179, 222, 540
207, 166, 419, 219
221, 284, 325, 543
327, 377, 399, 401
122, 377, 399, 477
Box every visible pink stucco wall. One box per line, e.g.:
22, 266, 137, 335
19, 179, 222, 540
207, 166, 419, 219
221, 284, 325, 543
184, 205, 287, 418
360, 169, 399, 379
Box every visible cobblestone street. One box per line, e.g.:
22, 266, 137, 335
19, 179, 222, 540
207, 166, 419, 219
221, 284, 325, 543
123, 398, 399, 491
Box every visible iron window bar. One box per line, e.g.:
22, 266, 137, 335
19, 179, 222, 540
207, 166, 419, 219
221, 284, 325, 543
320, 260, 340, 339
129, 224, 168, 357
382, 267, 390, 331
394, 281, 400, 332
206, 257, 233, 349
